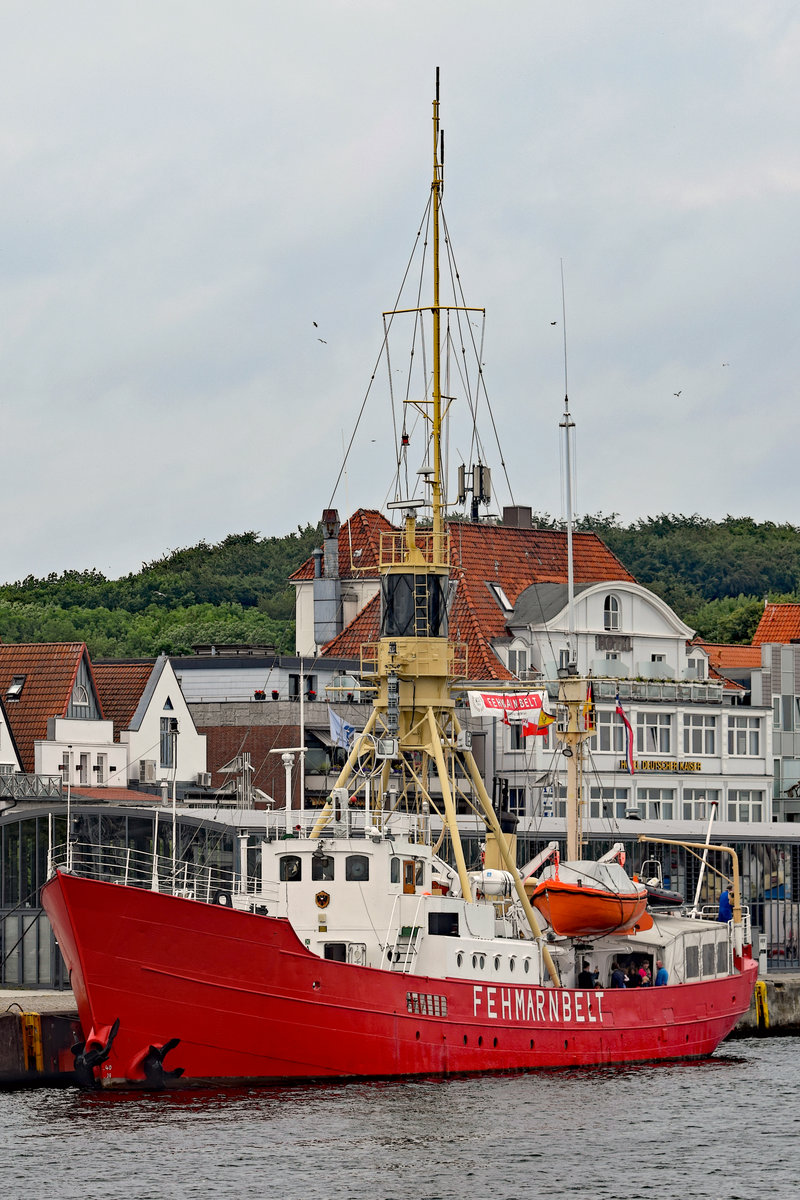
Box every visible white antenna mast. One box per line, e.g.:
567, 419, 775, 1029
558, 259, 576, 663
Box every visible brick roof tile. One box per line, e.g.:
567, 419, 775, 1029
0, 643, 94, 772
752, 604, 800, 647
93, 663, 156, 740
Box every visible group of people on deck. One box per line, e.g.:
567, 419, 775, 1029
606, 957, 668, 988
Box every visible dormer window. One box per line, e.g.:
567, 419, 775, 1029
508, 647, 527, 677
603, 595, 621, 632
6, 675, 25, 701
71, 683, 89, 708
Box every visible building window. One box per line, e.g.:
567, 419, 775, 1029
558, 648, 570, 670
727, 789, 764, 822
782, 696, 794, 732
508, 648, 527, 677
507, 787, 526, 816
509, 722, 525, 751
727, 715, 760, 757
589, 786, 629, 819
6, 676, 25, 701
682, 789, 719, 820
160, 716, 176, 768
687, 657, 705, 680
96, 754, 107, 784
79, 753, 89, 785
636, 787, 675, 821
773, 698, 781, 728
651, 654, 665, 663
603, 595, 620, 632
591, 711, 625, 754
489, 583, 513, 611
636, 712, 672, 754
683, 713, 717, 755
71, 683, 90, 708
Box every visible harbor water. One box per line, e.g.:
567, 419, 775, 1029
4, 1036, 799, 1200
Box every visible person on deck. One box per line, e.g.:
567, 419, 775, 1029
654, 959, 669, 986
577, 960, 596, 988
610, 962, 627, 988
718, 886, 733, 923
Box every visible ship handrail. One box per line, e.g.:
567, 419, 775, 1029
49, 840, 239, 900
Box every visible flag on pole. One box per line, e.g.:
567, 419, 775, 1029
329, 707, 356, 750
583, 681, 596, 733
615, 691, 635, 774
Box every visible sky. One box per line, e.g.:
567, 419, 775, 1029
2, 2, 800, 583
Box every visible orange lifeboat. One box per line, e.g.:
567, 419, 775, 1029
530, 858, 649, 937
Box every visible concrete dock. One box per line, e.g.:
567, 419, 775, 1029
2, 976, 798, 1087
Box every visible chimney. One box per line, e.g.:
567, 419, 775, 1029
502, 505, 533, 529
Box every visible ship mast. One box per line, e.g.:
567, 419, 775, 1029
312, 73, 560, 986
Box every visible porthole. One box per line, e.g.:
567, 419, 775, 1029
478, 1036, 483, 1047
457, 952, 463, 968
529, 1039, 534, 1050
494, 956, 501, 970
415, 1031, 420, 1040
463, 1034, 468, 1045
524, 959, 530, 974
509, 957, 515, 973
472, 954, 478, 968
479, 955, 486, 969
493, 1037, 498, 1048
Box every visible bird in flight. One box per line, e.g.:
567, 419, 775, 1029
313, 321, 318, 327
318, 338, 327, 344
673, 391, 682, 397
550, 321, 557, 325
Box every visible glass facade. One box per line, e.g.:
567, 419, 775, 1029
0, 807, 234, 988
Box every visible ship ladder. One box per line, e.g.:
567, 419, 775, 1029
413, 575, 429, 637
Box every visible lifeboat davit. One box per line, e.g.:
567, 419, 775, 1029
530, 860, 649, 936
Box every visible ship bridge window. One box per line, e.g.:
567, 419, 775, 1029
702, 943, 716, 975
391, 856, 400, 884
280, 855, 302, 882
345, 854, 369, 881
685, 944, 700, 979
312, 854, 334, 881
323, 943, 347, 962
428, 911, 459, 937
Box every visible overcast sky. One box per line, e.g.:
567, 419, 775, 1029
2, 2, 799, 583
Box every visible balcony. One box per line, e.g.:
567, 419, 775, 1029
0, 773, 64, 800
593, 678, 724, 705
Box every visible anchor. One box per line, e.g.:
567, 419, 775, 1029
139, 1037, 184, 1088
71, 1017, 120, 1089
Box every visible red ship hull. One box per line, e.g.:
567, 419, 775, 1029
42, 870, 757, 1088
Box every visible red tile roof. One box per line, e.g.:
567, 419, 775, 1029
290, 509, 394, 581
752, 604, 800, 647
0, 643, 99, 772
695, 641, 762, 670
93, 662, 155, 740
319, 515, 635, 680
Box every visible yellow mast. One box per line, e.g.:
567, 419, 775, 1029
313, 73, 560, 986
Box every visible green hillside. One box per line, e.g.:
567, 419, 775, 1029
1, 514, 797, 658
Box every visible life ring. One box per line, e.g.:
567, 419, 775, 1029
212, 889, 233, 907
